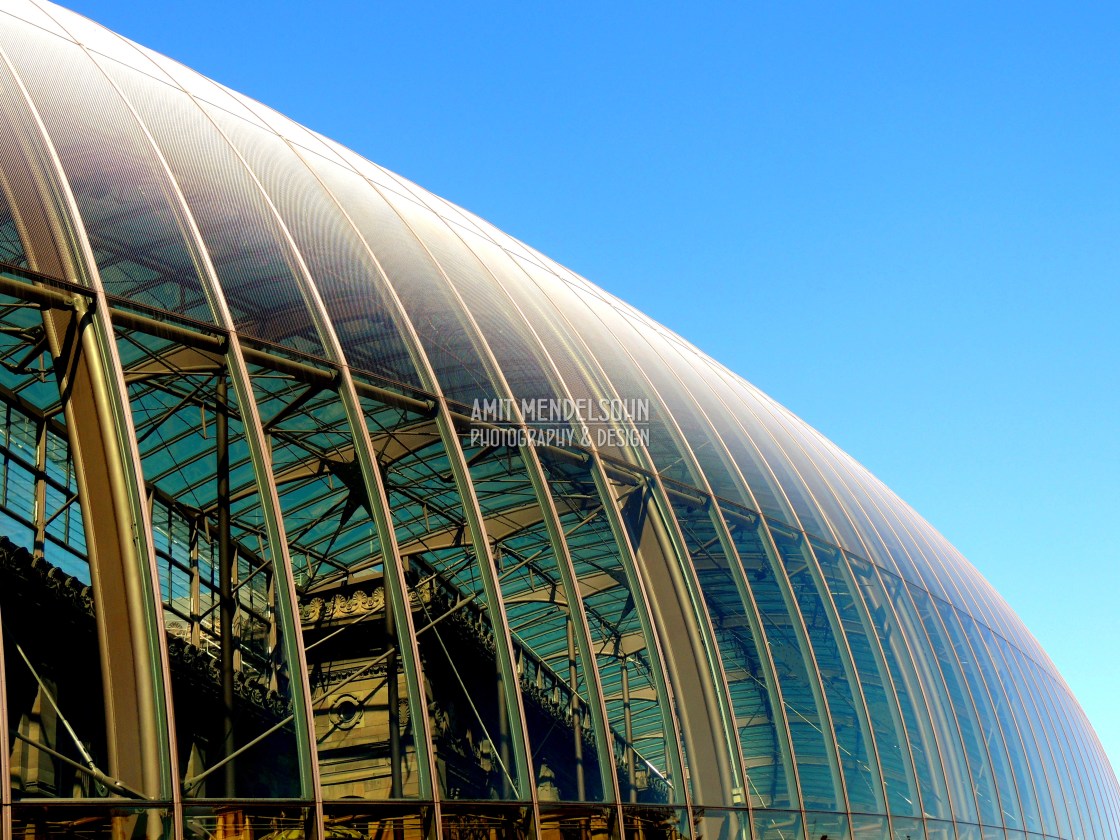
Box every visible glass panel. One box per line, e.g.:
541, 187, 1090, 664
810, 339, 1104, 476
407, 189, 491, 242
1049, 679, 1114, 840
772, 531, 882, 814
10, 805, 171, 840
811, 540, 920, 817
777, 436, 897, 574
134, 46, 271, 131
980, 628, 1060, 837
113, 318, 304, 798
1062, 690, 1109, 839
33, 1, 165, 73
832, 474, 946, 608
244, 352, 423, 799
804, 451, 922, 597
849, 815, 891, 840
448, 249, 627, 464
884, 505, 998, 639
0, 21, 213, 320
621, 806, 688, 840
607, 463, 737, 806
629, 349, 757, 509
712, 374, 832, 541
672, 494, 796, 810
1017, 658, 1087, 840
264, 147, 425, 392
723, 508, 841, 812
338, 189, 496, 408
0, 279, 87, 571
956, 611, 1043, 834
222, 93, 347, 166
400, 212, 569, 413
692, 808, 749, 840
0, 56, 72, 281
750, 810, 802, 840
744, 396, 864, 553
538, 448, 680, 805
658, 352, 793, 526
0, 282, 114, 801
0, 182, 26, 265
286, 150, 437, 389
354, 377, 526, 800
440, 803, 532, 840
453, 431, 609, 802
322, 142, 427, 206
389, 171, 473, 216
539, 805, 616, 840
182, 804, 314, 840
321, 803, 434, 840
903, 583, 1001, 826
931, 600, 1022, 831
198, 114, 424, 390
101, 62, 329, 355
844, 553, 952, 821
530, 287, 691, 486
890, 816, 925, 840
804, 811, 850, 840
0, 0, 71, 35
876, 570, 979, 825
873, 486, 965, 606
922, 821, 955, 840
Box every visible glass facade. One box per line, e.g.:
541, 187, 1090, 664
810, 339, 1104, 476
0, 2, 1115, 839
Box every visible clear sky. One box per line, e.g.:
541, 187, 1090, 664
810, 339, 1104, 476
58, 0, 1120, 777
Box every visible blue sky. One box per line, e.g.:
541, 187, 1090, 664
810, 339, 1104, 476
60, 0, 1120, 776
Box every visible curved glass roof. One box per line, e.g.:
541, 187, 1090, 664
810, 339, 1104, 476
0, 2, 1115, 839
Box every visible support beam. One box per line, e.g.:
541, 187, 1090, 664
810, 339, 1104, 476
40, 298, 163, 796
216, 373, 236, 797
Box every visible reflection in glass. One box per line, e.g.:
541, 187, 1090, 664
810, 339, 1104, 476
811, 541, 919, 818
922, 820, 955, 840
183, 804, 314, 840
771, 528, 882, 814
691, 808, 748, 840
622, 806, 688, 840
981, 627, 1062, 838
749, 810, 801, 840
669, 490, 794, 810
803, 810, 849, 840
724, 509, 841, 812
440, 803, 532, 840
540, 449, 679, 804
0, 8, 1113, 837
114, 318, 303, 798
245, 353, 422, 799
0, 280, 108, 800
845, 554, 952, 821
11, 805, 171, 840
354, 383, 527, 800
539, 805, 615, 840
889, 816, 925, 840
876, 570, 979, 825
903, 582, 1001, 827
455, 434, 608, 802
321, 804, 434, 840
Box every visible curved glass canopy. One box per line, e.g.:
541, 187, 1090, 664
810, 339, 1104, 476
0, 3, 1115, 840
